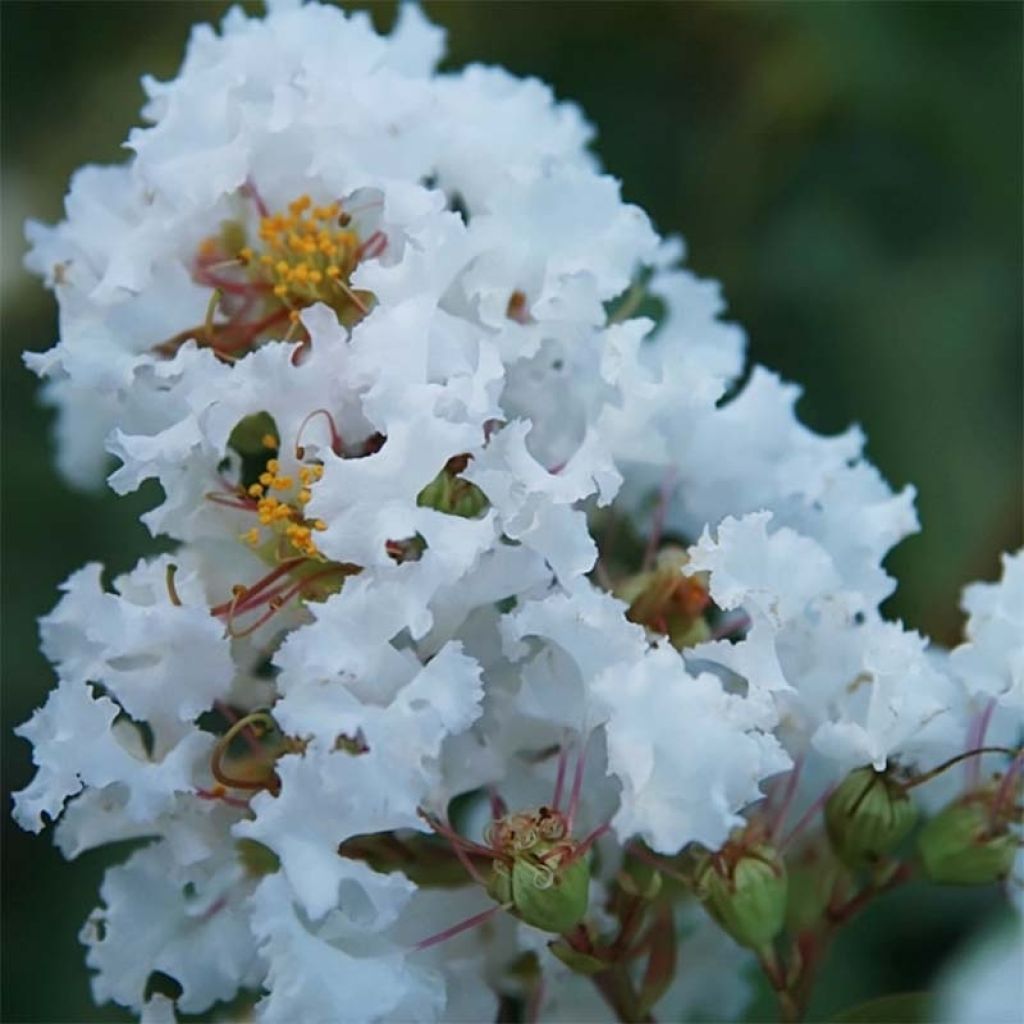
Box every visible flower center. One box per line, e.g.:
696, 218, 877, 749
242, 447, 327, 561
238, 194, 372, 318
157, 189, 384, 361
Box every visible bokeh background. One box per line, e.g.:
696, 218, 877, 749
2, 2, 1020, 1021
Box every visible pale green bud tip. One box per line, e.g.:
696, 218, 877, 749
825, 766, 918, 868
695, 842, 787, 951
917, 793, 1018, 886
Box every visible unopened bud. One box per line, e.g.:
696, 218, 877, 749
614, 546, 711, 650
917, 791, 1018, 886
825, 767, 917, 868
695, 842, 787, 951
416, 458, 488, 519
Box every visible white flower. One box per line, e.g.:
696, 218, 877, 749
16, 2, 1006, 1020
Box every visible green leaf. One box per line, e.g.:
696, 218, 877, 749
831, 991, 930, 1023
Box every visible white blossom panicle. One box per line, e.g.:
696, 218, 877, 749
14, 2, 1019, 1022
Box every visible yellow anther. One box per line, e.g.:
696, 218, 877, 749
292, 263, 310, 283
262, 434, 278, 450
238, 246, 253, 264
326, 265, 341, 278
298, 488, 312, 504
312, 465, 325, 479
289, 195, 312, 215
248, 483, 264, 498
275, 260, 290, 276
289, 310, 302, 323
260, 253, 274, 266
267, 460, 280, 473
309, 270, 323, 285
273, 284, 289, 298
271, 475, 294, 491
242, 527, 261, 546
313, 519, 327, 531
259, 472, 274, 486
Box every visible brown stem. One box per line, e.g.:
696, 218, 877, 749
591, 964, 654, 1024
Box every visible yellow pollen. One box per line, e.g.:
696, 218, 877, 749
220, 193, 374, 323
248, 483, 264, 498
242, 527, 261, 546
262, 434, 278, 450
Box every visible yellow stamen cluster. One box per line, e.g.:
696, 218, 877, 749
239, 194, 364, 312
242, 454, 327, 559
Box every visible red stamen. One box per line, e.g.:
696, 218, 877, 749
642, 468, 677, 572
417, 809, 501, 862
566, 737, 590, 833
767, 758, 804, 841
413, 902, 509, 952
210, 559, 304, 617
488, 787, 508, 822
195, 787, 251, 811
780, 783, 837, 851
967, 697, 997, 789
295, 408, 344, 458
356, 229, 388, 261
240, 178, 270, 218
205, 492, 259, 512
712, 612, 751, 641
552, 744, 570, 813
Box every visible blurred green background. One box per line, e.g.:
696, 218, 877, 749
2, 2, 1020, 1021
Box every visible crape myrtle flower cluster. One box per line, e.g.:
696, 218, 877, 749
13, 2, 1022, 1022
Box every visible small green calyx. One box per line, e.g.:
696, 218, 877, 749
484, 808, 591, 934
917, 789, 1019, 886
417, 455, 489, 519
825, 766, 918, 868
613, 546, 711, 650
695, 837, 787, 951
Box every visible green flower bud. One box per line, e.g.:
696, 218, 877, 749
917, 792, 1018, 886
695, 842, 787, 951
825, 767, 918, 868
417, 455, 489, 519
